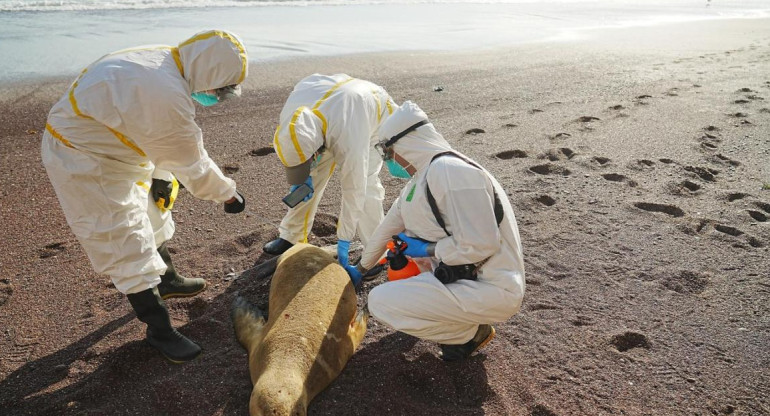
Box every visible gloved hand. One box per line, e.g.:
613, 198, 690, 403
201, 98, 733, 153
289, 176, 314, 203
224, 191, 245, 214
337, 239, 351, 268
344, 264, 363, 287
151, 178, 174, 209
397, 232, 432, 258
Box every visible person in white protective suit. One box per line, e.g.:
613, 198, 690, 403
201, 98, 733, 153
265, 73, 397, 276
41, 29, 249, 363
353, 101, 526, 361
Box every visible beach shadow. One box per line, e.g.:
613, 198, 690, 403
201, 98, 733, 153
311, 331, 492, 415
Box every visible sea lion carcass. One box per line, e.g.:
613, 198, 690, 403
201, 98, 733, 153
232, 243, 368, 416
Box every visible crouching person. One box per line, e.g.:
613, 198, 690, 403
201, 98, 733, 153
351, 101, 525, 361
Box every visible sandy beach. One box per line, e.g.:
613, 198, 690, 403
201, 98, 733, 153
1, 17, 769, 415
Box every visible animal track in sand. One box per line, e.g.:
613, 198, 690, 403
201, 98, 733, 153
249, 147, 275, 156
529, 163, 571, 176
747, 210, 767, 222
610, 331, 650, 352
633, 202, 685, 217
684, 166, 719, 182
540, 148, 575, 161
496, 149, 528, 159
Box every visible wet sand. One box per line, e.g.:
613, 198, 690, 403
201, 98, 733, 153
1, 18, 769, 415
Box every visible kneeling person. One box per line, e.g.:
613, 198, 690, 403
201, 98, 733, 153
354, 102, 525, 361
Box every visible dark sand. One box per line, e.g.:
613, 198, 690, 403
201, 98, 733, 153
1, 18, 769, 415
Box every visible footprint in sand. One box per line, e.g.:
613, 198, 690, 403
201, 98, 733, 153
610, 331, 650, 352
659, 158, 676, 164
710, 154, 740, 167
0, 278, 12, 307
529, 163, 571, 176
592, 156, 611, 166
669, 180, 702, 196
746, 94, 764, 101
529, 108, 544, 114
729, 112, 749, 118
633, 202, 685, 217
713, 224, 763, 248
753, 201, 770, 216
249, 147, 275, 156
660, 270, 709, 294
547, 132, 572, 141
747, 210, 767, 222
39, 241, 67, 259
503, 123, 518, 128
602, 173, 638, 187
609, 105, 625, 110
734, 99, 750, 104
496, 149, 528, 160
736, 87, 754, 93
684, 165, 719, 182
759, 108, 770, 114
634, 94, 653, 105
310, 212, 339, 239
726, 192, 750, 202
540, 148, 575, 161
465, 128, 485, 135
628, 159, 656, 171
223, 165, 239, 174
535, 194, 556, 207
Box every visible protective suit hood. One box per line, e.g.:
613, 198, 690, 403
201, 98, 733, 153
178, 29, 248, 93
379, 101, 453, 172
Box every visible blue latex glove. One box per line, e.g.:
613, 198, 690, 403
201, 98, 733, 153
337, 239, 351, 268
289, 176, 314, 203
397, 232, 431, 258
344, 264, 363, 287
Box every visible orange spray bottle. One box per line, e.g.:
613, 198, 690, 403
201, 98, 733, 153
382, 235, 422, 281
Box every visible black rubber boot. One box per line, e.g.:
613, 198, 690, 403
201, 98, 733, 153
439, 324, 496, 362
156, 242, 207, 300
263, 237, 294, 255
127, 287, 201, 363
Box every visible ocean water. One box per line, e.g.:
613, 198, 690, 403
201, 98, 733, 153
1, 0, 768, 82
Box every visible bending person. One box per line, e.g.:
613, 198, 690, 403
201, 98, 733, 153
42, 29, 249, 363
266, 74, 397, 272
354, 101, 525, 361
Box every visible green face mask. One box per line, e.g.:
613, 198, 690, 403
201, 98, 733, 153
386, 158, 411, 179
191, 92, 219, 107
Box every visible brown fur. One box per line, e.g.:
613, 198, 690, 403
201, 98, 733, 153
232, 243, 368, 416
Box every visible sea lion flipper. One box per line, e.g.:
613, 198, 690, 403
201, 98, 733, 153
232, 296, 267, 350
348, 307, 368, 349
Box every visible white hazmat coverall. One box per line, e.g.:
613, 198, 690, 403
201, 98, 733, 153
273, 74, 395, 245
42, 29, 247, 295
360, 102, 525, 345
